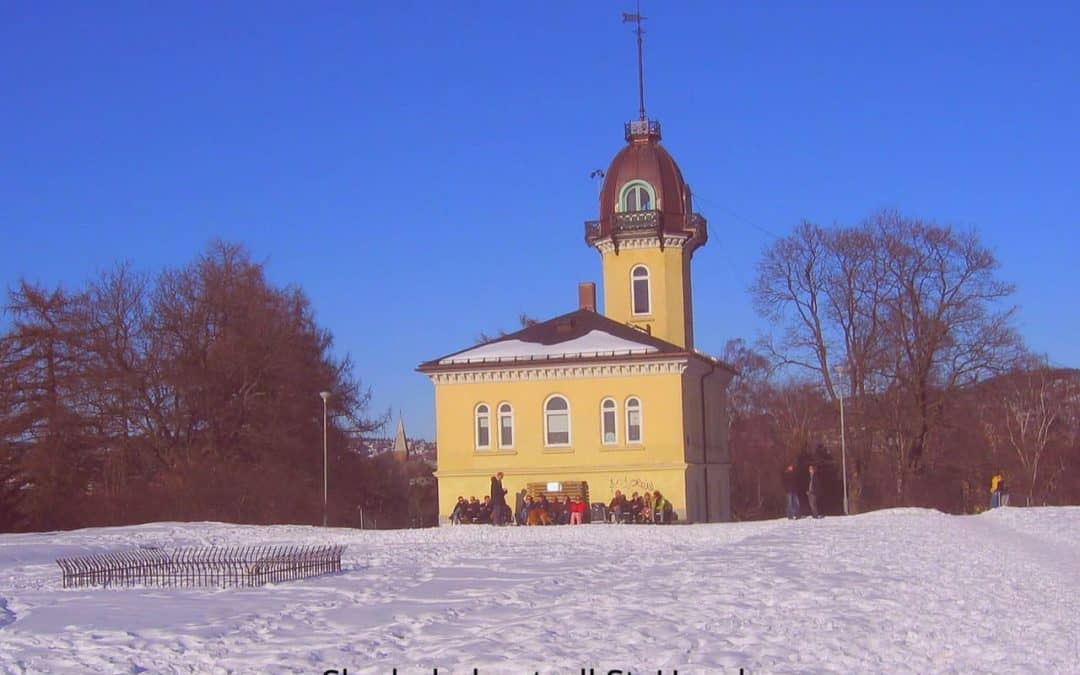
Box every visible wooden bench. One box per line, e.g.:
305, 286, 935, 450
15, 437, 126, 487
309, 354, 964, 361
524, 481, 591, 523
526, 481, 590, 505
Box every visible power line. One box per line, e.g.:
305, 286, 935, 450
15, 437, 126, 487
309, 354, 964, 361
691, 190, 785, 240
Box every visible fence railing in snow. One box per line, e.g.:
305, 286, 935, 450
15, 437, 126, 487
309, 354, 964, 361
56, 545, 345, 589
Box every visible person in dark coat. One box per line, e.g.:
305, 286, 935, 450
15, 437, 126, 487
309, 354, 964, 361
478, 496, 492, 524
514, 489, 527, 525
465, 497, 481, 523
450, 496, 468, 524
806, 464, 823, 519
628, 492, 644, 522
608, 490, 628, 523
490, 472, 508, 525
782, 464, 800, 519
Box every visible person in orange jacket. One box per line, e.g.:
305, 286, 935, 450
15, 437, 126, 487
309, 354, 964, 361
990, 471, 1004, 509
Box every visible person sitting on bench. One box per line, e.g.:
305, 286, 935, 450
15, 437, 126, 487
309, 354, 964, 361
527, 495, 553, 526
652, 490, 674, 524
628, 492, 644, 522
450, 496, 468, 524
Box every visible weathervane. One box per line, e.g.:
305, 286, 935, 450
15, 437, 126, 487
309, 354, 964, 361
622, 2, 647, 121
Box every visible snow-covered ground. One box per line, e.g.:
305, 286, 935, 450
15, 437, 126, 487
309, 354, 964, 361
1, 507, 1078, 674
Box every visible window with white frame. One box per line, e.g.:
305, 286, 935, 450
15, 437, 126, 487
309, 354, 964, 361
475, 403, 491, 449
631, 265, 651, 315
498, 403, 514, 448
620, 180, 654, 212
626, 397, 642, 443
544, 395, 571, 446
601, 398, 618, 445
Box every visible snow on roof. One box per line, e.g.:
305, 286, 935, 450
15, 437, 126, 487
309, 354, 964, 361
439, 329, 658, 365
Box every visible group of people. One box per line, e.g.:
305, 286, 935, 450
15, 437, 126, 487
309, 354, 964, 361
449, 472, 676, 525
606, 489, 675, 524
449, 494, 502, 525
516, 493, 589, 526
782, 463, 825, 519
448, 471, 513, 525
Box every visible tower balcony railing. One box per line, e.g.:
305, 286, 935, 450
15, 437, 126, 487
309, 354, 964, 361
585, 211, 707, 246
585, 220, 602, 243
585, 210, 662, 244
625, 119, 662, 141
686, 213, 708, 242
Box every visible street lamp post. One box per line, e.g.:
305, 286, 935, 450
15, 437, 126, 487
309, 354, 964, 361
834, 367, 850, 516
319, 391, 330, 527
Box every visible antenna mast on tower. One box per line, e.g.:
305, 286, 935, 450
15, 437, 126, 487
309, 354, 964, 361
622, 2, 647, 121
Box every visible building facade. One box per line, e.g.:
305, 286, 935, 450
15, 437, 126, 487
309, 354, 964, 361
418, 117, 734, 524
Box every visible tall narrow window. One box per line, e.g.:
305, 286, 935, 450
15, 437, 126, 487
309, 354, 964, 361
475, 404, 491, 449
626, 397, 642, 444
601, 398, 618, 445
620, 181, 654, 212
544, 395, 571, 446
498, 403, 514, 448
631, 265, 651, 315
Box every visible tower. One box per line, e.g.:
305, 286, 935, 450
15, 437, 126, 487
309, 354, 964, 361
392, 415, 410, 462
584, 12, 707, 349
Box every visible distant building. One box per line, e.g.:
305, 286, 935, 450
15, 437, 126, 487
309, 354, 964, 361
419, 106, 734, 523
358, 422, 436, 465
392, 417, 410, 462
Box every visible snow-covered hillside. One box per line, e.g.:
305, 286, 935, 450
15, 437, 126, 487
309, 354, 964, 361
1, 508, 1077, 673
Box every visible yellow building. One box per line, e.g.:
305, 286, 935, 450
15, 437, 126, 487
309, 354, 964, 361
418, 116, 734, 523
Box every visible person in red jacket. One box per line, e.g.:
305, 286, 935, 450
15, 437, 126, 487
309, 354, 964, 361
569, 496, 587, 525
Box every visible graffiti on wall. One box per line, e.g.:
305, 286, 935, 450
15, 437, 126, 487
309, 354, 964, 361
609, 475, 656, 494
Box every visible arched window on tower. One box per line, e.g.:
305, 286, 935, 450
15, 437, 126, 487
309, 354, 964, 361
620, 180, 655, 212
544, 395, 571, 447
475, 403, 491, 450
631, 265, 651, 315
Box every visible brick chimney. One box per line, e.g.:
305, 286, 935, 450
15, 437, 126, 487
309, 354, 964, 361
578, 282, 597, 312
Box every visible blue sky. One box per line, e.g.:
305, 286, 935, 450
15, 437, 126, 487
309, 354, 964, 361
3, 1, 1078, 439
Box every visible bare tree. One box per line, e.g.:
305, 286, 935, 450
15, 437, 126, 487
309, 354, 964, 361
753, 210, 1022, 506
753, 221, 838, 398
981, 357, 1079, 505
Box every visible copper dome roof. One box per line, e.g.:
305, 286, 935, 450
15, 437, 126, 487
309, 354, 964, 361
585, 119, 707, 250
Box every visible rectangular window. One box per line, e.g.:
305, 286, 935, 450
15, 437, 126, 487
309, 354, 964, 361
627, 410, 641, 443
547, 413, 569, 445
633, 279, 650, 314
477, 417, 490, 448
602, 410, 617, 444
500, 415, 513, 447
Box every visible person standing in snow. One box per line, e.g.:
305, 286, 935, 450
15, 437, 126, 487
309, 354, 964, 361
569, 496, 587, 524
514, 488, 527, 525
782, 464, 800, 519
608, 490, 628, 523
806, 464, 823, 519
991, 471, 1010, 508
559, 496, 573, 525
490, 472, 508, 525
